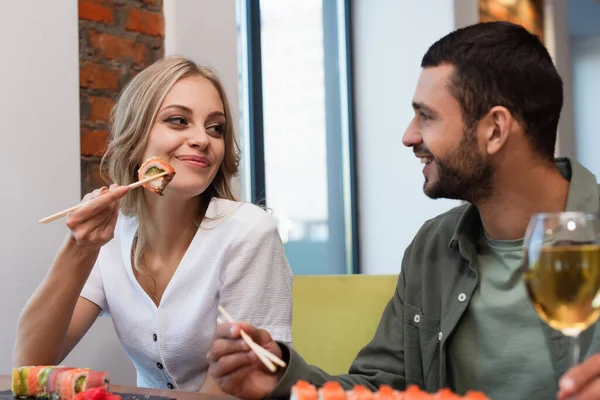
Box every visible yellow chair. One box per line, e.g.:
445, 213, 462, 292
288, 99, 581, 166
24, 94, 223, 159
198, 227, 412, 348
291, 274, 398, 375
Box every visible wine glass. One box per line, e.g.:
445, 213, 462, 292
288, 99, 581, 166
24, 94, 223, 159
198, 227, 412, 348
521, 212, 600, 368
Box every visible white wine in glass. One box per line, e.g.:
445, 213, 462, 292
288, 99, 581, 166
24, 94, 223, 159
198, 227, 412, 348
522, 212, 600, 367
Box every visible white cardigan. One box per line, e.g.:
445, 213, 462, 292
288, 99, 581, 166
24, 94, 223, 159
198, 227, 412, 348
80, 198, 293, 391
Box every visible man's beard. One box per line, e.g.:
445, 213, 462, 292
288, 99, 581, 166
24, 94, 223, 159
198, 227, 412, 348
424, 127, 494, 203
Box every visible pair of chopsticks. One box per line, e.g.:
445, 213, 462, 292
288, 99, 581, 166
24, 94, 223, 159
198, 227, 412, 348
217, 305, 286, 373
38, 171, 169, 224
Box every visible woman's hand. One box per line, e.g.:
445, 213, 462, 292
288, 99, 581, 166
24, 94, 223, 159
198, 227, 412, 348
66, 184, 130, 250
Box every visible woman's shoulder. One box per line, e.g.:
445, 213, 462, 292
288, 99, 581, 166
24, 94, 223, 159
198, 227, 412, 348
115, 211, 139, 237
205, 198, 277, 233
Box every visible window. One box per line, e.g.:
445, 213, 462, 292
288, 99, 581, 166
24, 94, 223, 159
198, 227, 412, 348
237, 0, 358, 275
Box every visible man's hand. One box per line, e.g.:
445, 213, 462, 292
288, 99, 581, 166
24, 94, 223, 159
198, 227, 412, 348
558, 353, 600, 400
208, 322, 286, 400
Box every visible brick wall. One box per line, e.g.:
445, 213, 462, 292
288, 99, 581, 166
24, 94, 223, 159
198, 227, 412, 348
79, 0, 164, 197
479, 0, 544, 40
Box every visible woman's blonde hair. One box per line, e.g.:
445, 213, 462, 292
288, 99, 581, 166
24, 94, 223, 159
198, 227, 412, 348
100, 57, 240, 274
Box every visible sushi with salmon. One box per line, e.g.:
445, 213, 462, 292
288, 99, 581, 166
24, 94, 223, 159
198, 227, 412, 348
318, 382, 346, 400
12, 366, 109, 399
374, 385, 395, 400
57, 368, 91, 400
347, 385, 374, 400
291, 380, 318, 400
432, 388, 461, 400
137, 156, 176, 195
290, 381, 490, 400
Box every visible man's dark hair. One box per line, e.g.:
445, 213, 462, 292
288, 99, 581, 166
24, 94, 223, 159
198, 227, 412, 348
422, 21, 563, 161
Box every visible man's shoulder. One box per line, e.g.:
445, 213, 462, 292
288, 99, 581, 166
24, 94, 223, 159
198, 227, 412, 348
413, 203, 469, 242
400, 204, 471, 302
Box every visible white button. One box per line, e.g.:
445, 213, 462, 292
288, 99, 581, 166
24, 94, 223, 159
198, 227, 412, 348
413, 314, 421, 323
458, 293, 467, 302
438, 331, 443, 341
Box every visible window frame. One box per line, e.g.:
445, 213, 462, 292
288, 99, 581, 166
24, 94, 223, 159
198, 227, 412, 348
238, 0, 360, 274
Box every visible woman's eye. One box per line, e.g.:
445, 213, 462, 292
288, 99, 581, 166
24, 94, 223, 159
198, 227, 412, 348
207, 124, 225, 136
165, 116, 188, 126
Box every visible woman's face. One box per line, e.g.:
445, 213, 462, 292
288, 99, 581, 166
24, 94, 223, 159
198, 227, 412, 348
142, 75, 227, 198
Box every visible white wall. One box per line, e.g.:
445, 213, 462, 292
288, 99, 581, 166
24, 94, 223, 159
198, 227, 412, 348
161, 1, 480, 275
572, 35, 600, 177
0, 2, 135, 385
352, 0, 476, 274
544, 0, 576, 159
164, 0, 242, 197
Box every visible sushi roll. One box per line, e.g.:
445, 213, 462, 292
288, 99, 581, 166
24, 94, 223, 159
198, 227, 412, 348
347, 384, 374, 400
375, 385, 395, 400
27, 365, 52, 397
137, 156, 176, 195
37, 366, 60, 398
291, 380, 318, 400
432, 388, 460, 399
391, 390, 405, 400
318, 382, 346, 400
46, 367, 76, 397
12, 366, 111, 400
57, 368, 90, 400
402, 385, 430, 400
84, 371, 110, 392
12, 366, 32, 398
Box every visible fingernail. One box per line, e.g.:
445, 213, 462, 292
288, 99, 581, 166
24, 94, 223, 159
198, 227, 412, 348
560, 376, 575, 391
230, 326, 237, 336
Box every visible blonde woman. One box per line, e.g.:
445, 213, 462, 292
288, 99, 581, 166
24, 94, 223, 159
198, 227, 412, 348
14, 57, 293, 393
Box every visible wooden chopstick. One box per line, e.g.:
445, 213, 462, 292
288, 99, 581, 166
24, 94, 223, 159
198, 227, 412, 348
38, 171, 169, 224
217, 305, 287, 370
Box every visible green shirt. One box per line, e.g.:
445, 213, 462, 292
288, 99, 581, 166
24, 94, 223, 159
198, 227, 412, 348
448, 232, 556, 399
269, 158, 600, 399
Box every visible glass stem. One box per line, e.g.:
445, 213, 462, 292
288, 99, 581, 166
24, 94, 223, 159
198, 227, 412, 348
570, 334, 580, 368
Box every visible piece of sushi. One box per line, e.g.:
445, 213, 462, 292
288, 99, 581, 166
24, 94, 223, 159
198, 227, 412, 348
12, 366, 32, 398
402, 385, 433, 400
57, 368, 90, 400
291, 380, 318, 400
318, 382, 346, 400
46, 367, 76, 396
137, 156, 176, 195
347, 384, 374, 400
391, 389, 405, 400
432, 388, 460, 399
375, 385, 395, 400
27, 365, 52, 397
289, 381, 488, 400
12, 366, 110, 400
37, 366, 60, 398
84, 371, 110, 392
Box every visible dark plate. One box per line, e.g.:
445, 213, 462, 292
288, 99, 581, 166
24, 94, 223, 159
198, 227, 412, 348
0, 390, 175, 400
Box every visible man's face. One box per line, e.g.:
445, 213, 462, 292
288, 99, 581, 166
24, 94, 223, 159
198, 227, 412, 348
402, 65, 493, 203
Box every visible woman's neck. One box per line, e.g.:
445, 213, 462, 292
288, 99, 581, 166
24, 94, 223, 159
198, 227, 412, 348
141, 193, 205, 259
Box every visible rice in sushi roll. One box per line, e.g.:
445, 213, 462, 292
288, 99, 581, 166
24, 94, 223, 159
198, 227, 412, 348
137, 156, 176, 195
